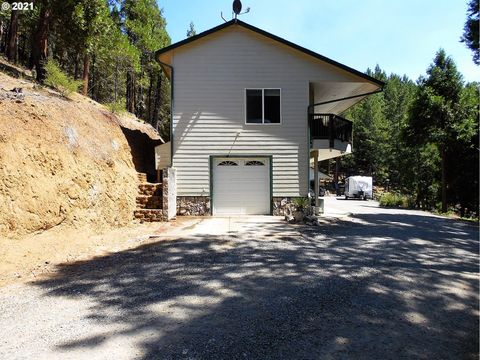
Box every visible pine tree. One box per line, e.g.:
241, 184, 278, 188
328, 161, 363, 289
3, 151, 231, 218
461, 0, 479, 65
407, 49, 465, 212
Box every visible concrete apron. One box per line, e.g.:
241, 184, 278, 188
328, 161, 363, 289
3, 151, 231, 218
171, 216, 300, 238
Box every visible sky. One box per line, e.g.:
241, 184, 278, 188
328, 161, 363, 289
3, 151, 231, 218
158, 0, 478, 83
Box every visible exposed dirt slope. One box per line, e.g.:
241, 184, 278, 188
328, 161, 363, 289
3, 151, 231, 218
0, 70, 150, 237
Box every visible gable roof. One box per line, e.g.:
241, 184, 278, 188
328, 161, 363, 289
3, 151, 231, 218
155, 19, 384, 87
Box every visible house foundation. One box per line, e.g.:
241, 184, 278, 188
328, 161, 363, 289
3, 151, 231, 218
177, 196, 210, 216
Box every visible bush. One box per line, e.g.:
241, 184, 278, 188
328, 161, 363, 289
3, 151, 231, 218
44, 59, 82, 97
105, 99, 127, 114
379, 192, 415, 208
292, 197, 310, 211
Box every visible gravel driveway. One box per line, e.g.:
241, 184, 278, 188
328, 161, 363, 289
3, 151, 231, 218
0, 201, 478, 359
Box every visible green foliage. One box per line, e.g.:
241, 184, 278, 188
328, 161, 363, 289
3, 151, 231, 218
341, 54, 477, 217
106, 98, 127, 114
461, 0, 479, 65
292, 197, 310, 211
378, 192, 415, 208
1, 0, 170, 130
343, 66, 416, 186
406, 49, 472, 213
44, 59, 82, 96
406, 50, 463, 146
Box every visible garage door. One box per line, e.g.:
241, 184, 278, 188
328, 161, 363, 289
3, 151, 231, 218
212, 157, 270, 215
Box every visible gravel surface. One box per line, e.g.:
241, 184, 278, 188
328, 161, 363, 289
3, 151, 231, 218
0, 201, 478, 360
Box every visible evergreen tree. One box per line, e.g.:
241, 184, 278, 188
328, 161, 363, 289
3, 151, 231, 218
407, 49, 465, 212
461, 0, 479, 65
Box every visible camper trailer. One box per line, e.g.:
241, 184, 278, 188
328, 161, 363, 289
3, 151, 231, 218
345, 176, 372, 200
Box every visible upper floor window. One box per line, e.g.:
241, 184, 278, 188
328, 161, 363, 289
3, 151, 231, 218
246, 89, 281, 124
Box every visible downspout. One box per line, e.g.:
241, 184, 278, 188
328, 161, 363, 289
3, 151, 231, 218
157, 60, 174, 166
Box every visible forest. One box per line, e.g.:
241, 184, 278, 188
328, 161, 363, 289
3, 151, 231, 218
0, 0, 478, 217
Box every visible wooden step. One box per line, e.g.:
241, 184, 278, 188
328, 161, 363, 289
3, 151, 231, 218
136, 195, 162, 209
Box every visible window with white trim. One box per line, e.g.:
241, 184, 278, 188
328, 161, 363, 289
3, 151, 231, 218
246, 89, 281, 124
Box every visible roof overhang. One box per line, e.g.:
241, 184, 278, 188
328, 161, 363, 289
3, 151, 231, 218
309, 81, 382, 114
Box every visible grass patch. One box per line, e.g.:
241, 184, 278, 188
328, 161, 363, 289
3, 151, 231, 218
378, 192, 415, 209
44, 59, 82, 97
105, 98, 127, 114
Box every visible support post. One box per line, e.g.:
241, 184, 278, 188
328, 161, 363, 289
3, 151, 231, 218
162, 167, 177, 221
314, 150, 319, 214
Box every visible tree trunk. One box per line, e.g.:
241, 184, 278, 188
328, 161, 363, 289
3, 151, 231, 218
91, 53, 96, 101
441, 146, 447, 212
6, 9, 19, 62
18, 33, 26, 63
147, 71, 154, 123
73, 54, 79, 80
81, 52, 89, 96
114, 61, 118, 102
152, 74, 163, 129
0, 18, 4, 53
32, 3, 51, 82
126, 71, 135, 113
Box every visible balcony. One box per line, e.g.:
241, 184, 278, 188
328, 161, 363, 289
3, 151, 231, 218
309, 113, 353, 160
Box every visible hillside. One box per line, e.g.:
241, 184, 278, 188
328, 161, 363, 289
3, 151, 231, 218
0, 66, 161, 238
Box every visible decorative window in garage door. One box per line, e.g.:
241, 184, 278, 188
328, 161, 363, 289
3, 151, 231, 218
245, 160, 265, 166
218, 160, 238, 166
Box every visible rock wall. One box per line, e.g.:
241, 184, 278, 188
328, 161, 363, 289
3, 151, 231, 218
0, 73, 140, 237
273, 197, 297, 216
273, 197, 314, 216
177, 196, 210, 216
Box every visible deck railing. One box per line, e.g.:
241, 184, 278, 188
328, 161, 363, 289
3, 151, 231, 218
309, 114, 353, 148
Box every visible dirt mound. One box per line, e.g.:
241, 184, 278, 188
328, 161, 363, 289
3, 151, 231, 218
0, 71, 155, 237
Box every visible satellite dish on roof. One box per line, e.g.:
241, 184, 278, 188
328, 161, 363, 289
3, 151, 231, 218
221, 0, 250, 22
233, 0, 242, 17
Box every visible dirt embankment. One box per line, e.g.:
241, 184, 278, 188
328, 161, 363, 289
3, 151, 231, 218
0, 70, 150, 238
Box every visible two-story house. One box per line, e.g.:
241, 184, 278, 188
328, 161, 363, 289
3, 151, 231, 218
155, 19, 383, 216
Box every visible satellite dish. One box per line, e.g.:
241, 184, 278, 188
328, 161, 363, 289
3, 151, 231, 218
233, 0, 242, 17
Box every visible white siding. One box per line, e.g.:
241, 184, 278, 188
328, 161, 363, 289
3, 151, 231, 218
171, 25, 357, 197
155, 142, 171, 170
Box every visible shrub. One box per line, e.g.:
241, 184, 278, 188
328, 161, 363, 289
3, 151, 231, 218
379, 192, 414, 209
292, 197, 310, 211
44, 59, 82, 97
106, 99, 127, 114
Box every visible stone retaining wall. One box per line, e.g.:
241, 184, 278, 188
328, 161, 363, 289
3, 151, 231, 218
273, 197, 313, 216
177, 196, 210, 216
175, 196, 312, 217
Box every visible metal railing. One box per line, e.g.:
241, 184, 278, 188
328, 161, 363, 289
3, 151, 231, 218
309, 113, 353, 148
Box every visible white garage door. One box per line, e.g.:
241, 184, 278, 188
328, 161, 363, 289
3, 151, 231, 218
212, 157, 270, 215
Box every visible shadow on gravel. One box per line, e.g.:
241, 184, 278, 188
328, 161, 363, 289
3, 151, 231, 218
33, 213, 479, 359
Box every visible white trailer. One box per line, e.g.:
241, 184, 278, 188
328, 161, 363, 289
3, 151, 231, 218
345, 176, 372, 200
